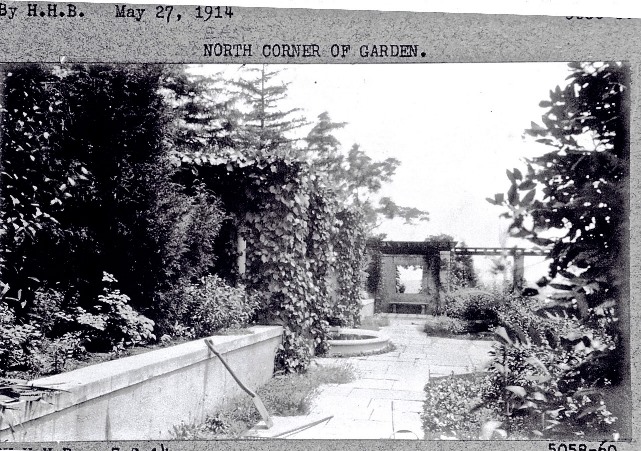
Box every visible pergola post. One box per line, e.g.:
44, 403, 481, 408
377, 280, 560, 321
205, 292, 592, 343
237, 235, 246, 276
439, 250, 452, 293
512, 248, 525, 292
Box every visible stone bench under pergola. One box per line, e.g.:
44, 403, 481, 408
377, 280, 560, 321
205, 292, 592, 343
367, 239, 454, 315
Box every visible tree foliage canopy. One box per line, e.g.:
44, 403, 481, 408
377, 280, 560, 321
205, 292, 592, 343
0, 64, 228, 331
488, 62, 627, 320
304, 112, 429, 230
488, 61, 629, 435
231, 65, 307, 155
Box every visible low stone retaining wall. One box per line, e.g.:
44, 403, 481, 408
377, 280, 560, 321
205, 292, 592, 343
0, 325, 282, 441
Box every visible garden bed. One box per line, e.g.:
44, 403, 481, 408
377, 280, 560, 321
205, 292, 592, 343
422, 372, 502, 440
0, 325, 282, 441
171, 363, 355, 439
29, 327, 256, 378
422, 315, 495, 340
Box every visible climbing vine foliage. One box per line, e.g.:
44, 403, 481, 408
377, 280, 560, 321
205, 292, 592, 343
180, 149, 366, 373
171, 68, 425, 373
243, 164, 365, 372
333, 210, 366, 327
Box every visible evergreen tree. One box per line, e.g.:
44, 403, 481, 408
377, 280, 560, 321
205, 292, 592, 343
304, 111, 346, 178
162, 66, 239, 156
231, 65, 307, 157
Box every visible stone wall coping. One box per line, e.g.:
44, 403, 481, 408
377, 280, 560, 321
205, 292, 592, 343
1, 325, 282, 431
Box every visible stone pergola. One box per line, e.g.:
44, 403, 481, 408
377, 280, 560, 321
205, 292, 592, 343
367, 240, 545, 315
368, 239, 454, 315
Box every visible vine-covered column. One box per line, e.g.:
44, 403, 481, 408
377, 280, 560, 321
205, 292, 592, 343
333, 208, 366, 327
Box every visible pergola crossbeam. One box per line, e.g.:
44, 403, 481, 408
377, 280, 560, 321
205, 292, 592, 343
453, 247, 548, 257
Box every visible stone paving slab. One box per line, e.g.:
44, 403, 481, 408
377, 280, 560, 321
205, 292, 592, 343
293, 418, 395, 439
312, 392, 372, 409
248, 316, 494, 439
367, 398, 393, 410
368, 404, 393, 422
392, 379, 431, 392
316, 384, 354, 395
393, 399, 424, 413
351, 378, 397, 389
348, 388, 425, 401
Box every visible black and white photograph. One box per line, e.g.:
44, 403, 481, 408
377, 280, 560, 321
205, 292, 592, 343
0, 59, 630, 442
0, 0, 637, 447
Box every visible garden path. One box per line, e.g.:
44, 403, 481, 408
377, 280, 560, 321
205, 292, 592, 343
248, 314, 495, 439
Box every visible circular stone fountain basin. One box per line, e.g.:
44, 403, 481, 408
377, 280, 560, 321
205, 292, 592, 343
327, 328, 391, 357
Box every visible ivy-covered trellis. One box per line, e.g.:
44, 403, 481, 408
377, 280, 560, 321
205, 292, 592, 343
176, 149, 366, 372
168, 65, 413, 373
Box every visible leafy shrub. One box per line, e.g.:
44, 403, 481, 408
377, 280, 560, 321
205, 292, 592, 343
54, 272, 155, 352
37, 332, 86, 374
28, 288, 66, 335
492, 295, 577, 348
423, 294, 619, 440
184, 275, 260, 338
152, 283, 193, 338
85, 272, 155, 350
2, 287, 87, 377
445, 289, 564, 339
170, 421, 204, 440
443, 289, 501, 332
422, 373, 501, 439
0, 302, 42, 376
202, 413, 231, 435
423, 315, 467, 337
1, 274, 154, 376
469, 294, 621, 438
483, 323, 618, 439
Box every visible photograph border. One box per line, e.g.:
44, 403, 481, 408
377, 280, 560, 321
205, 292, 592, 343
0, 2, 638, 450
